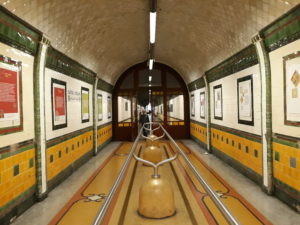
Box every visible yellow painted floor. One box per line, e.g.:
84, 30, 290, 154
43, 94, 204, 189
49, 141, 273, 225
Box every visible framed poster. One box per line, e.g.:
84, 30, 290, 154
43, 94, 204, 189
81, 87, 89, 123
284, 51, 300, 126
191, 94, 195, 117
51, 78, 67, 130
0, 56, 23, 135
200, 92, 205, 119
237, 75, 254, 125
213, 84, 222, 120
98, 94, 103, 121
107, 96, 112, 119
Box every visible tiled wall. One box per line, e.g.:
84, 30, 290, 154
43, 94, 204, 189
97, 124, 112, 149
211, 127, 262, 176
46, 130, 93, 181
273, 140, 300, 193
0, 7, 114, 224
190, 121, 207, 145
0, 147, 36, 212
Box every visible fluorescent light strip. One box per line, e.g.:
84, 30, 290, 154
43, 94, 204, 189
149, 76, 152, 82
149, 59, 154, 70
150, 12, 156, 44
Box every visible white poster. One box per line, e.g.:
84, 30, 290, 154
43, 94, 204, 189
107, 96, 112, 119
191, 94, 195, 117
200, 92, 205, 119
98, 94, 103, 121
237, 75, 253, 125
285, 54, 300, 124
214, 85, 222, 119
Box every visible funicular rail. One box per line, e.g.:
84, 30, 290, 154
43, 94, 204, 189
92, 122, 240, 225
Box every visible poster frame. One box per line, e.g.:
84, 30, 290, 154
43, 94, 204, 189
237, 75, 254, 126
81, 86, 90, 123
51, 78, 68, 130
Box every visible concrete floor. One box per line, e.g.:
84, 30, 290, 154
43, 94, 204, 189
11, 140, 300, 225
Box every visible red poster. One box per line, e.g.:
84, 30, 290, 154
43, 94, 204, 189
54, 87, 65, 116
0, 67, 18, 115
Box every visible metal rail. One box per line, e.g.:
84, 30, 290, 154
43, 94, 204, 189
92, 127, 143, 225
92, 122, 239, 225
158, 123, 240, 225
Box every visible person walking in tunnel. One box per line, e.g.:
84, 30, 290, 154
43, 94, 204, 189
139, 109, 150, 136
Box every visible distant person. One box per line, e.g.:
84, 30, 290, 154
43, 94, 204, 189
139, 110, 149, 136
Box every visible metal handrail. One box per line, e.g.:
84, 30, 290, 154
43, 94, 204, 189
158, 123, 240, 225
92, 127, 144, 225
92, 121, 239, 225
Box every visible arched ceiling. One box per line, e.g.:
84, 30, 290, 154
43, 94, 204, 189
0, 0, 298, 84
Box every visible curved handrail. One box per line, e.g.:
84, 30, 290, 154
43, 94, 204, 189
158, 123, 240, 225
92, 121, 240, 225
92, 127, 143, 225
133, 151, 178, 178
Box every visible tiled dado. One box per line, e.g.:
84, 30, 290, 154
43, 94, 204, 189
0, 147, 36, 210
190, 122, 207, 145
47, 130, 93, 181
211, 127, 262, 176
273, 141, 300, 192
97, 124, 112, 148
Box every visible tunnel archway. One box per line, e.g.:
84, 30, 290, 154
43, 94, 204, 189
113, 61, 190, 141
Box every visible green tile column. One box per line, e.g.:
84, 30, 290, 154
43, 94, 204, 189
252, 33, 274, 194
203, 75, 211, 153
33, 36, 51, 200
93, 78, 99, 155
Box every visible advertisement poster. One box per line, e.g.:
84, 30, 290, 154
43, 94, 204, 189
98, 94, 103, 121
52, 78, 67, 130
107, 96, 112, 119
213, 84, 222, 120
0, 59, 22, 134
284, 52, 300, 126
237, 75, 253, 125
81, 87, 89, 123
191, 94, 195, 117
200, 92, 205, 119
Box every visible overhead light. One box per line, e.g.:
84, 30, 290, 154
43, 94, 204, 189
149, 59, 154, 70
149, 76, 152, 82
149, 83, 152, 87
150, 12, 156, 44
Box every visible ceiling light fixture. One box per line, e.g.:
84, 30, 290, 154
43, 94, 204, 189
150, 12, 157, 44
149, 59, 154, 70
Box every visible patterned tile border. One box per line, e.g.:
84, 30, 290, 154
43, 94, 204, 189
0, 139, 34, 158
0, 6, 41, 55
261, 4, 300, 52
211, 123, 262, 143
273, 133, 300, 148
190, 119, 207, 127
46, 126, 93, 148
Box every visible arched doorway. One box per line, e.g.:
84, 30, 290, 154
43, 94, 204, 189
113, 62, 190, 141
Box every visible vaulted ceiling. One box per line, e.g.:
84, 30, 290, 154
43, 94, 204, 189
0, 0, 298, 84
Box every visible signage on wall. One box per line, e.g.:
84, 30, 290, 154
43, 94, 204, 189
51, 78, 67, 130
98, 94, 103, 121
107, 96, 112, 119
213, 84, 223, 120
191, 94, 195, 117
237, 75, 254, 126
284, 51, 300, 126
0, 56, 23, 135
81, 87, 90, 123
200, 92, 205, 119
